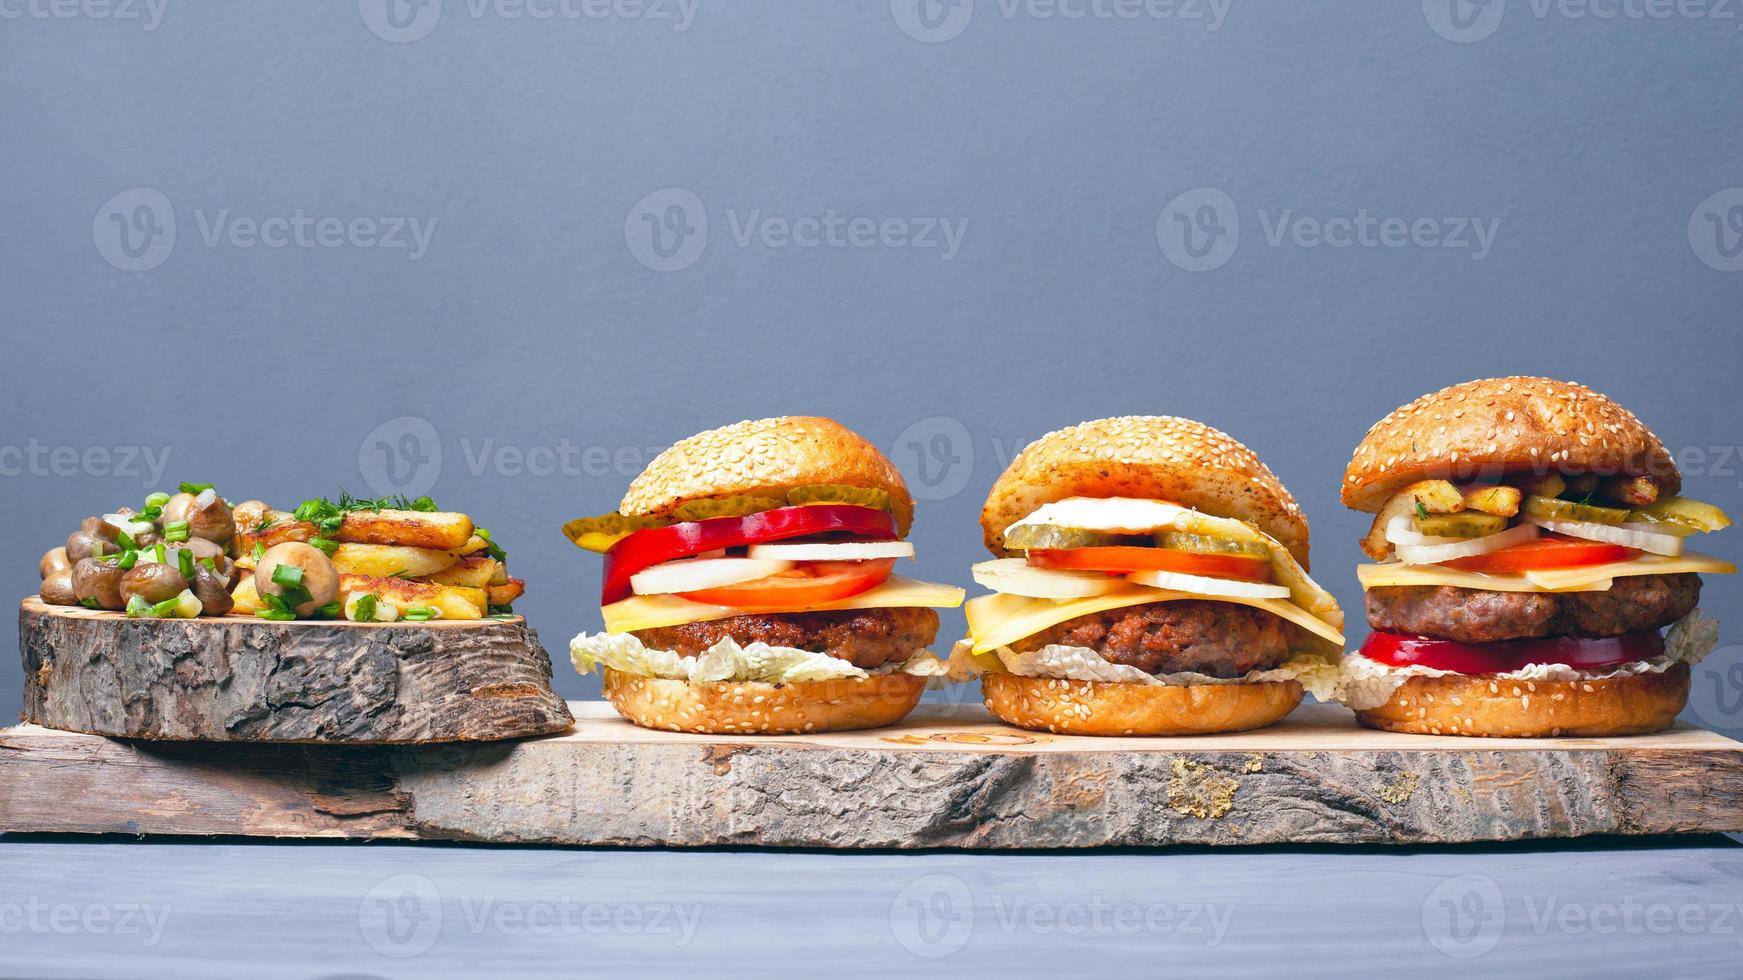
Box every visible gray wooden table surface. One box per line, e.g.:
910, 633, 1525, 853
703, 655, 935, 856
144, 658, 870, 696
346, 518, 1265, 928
3, 835, 1741, 978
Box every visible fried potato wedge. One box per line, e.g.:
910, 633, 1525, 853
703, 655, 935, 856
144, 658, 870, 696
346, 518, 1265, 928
234, 510, 316, 555
452, 534, 491, 557
1361, 480, 1467, 561
1599, 474, 1659, 507
329, 543, 458, 579
1462, 484, 1522, 518
427, 556, 505, 588
230, 576, 262, 616
487, 579, 526, 607
337, 509, 473, 551
339, 574, 486, 620
1508, 472, 1566, 498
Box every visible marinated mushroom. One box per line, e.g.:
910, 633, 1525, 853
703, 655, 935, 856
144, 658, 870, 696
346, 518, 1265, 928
39, 571, 78, 606
65, 528, 117, 564
190, 557, 235, 616
231, 499, 271, 533
79, 516, 122, 542
161, 490, 235, 543
255, 542, 340, 617
158, 492, 196, 527
40, 547, 70, 579
165, 538, 226, 563
71, 557, 125, 610
120, 563, 190, 606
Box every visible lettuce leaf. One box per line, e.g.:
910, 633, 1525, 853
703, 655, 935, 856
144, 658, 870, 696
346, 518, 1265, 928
943, 639, 1340, 701
570, 632, 945, 685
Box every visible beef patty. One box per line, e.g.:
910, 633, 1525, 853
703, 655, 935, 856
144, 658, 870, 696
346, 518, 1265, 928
1008, 600, 1294, 677
1365, 573, 1700, 644
631, 606, 940, 670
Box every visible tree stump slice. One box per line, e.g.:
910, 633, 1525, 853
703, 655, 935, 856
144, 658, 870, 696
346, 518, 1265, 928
3, 701, 1742, 847
18, 597, 573, 744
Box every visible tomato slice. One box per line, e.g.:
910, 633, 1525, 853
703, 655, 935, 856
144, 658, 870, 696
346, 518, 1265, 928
677, 558, 896, 611
599, 505, 896, 604
1443, 535, 1637, 574
1028, 547, 1270, 582
1358, 629, 1663, 675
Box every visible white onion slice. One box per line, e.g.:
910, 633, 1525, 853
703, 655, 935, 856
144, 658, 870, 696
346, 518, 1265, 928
631, 557, 793, 596
1384, 516, 1463, 548
1393, 522, 1539, 565
1125, 568, 1290, 600
972, 558, 1123, 600
194, 488, 218, 509
103, 513, 155, 538
1526, 517, 1684, 557
746, 540, 915, 562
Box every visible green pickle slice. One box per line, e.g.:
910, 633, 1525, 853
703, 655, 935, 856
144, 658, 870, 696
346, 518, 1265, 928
672, 496, 790, 522
1628, 496, 1732, 533
1521, 494, 1629, 526
561, 512, 669, 552
1002, 525, 1118, 551
1154, 532, 1271, 560
1415, 512, 1507, 538
786, 485, 892, 511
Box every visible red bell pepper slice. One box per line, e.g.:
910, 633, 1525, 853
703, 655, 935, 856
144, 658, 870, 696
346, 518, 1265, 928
600, 504, 897, 604
1357, 629, 1664, 675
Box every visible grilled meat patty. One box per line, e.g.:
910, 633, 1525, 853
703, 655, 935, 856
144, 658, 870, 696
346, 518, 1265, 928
1007, 600, 1294, 677
631, 606, 940, 670
1364, 573, 1700, 644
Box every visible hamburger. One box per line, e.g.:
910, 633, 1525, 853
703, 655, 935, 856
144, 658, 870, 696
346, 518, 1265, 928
1338, 377, 1733, 737
562, 417, 964, 734
949, 416, 1346, 736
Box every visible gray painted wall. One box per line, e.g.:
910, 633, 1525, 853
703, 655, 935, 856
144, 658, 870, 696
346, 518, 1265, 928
3, 1, 1741, 730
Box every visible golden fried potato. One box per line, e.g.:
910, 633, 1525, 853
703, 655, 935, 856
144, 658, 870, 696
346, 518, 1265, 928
487, 579, 525, 607
329, 543, 458, 579
426, 556, 504, 588
338, 574, 485, 620
1598, 475, 1659, 507
338, 509, 473, 551
234, 510, 317, 556
452, 534, 491, 557
1361, 480, 1466, 561
1462, 484, 1522, 517
230, 576, 262, 616
1507, 472, 1566, 498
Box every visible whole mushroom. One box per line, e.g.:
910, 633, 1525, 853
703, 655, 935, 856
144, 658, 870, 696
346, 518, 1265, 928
40, 547, 71, 579
162, 490, 236, 544
255, 542, 340, 617
65, 528, 117, 564
39, 571, 78, 606
120, 562, 190, 607
165, 538, 226, 563
190, 556, 235, 616
71, 557, 125, 611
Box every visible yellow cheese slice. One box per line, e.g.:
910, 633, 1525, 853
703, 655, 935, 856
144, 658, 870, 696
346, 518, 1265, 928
964, 587, 1344, 655
600, 576, 966, 634
1357, 551, 1734, 595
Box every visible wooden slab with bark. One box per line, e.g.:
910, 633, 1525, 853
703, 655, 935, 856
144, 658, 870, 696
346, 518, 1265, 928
18, 597, 572, 744
3, 701, 1740, 848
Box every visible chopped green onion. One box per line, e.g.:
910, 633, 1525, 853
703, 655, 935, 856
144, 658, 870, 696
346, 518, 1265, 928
487, 604, 515, 617
179, 482, 214, 494
271, 564, 305, 590
151, 595, 180, 618
177, 548, 196, 580
253, 541, 266, 561
153, 543, 166, 565
79, 597, 101, 610
352, 593, 378, 623
163, 521, 190, 543
117, 550, 139, 570
315, 600, 342, 619
410, 496, 437, 513
114, 528, 136, 551
125, 595, 153, 618
200, 557, 217, 572
402, 606, 436, 622
144, 492, 170, 509
309, 537, 339, 556
256, 607, 296, 621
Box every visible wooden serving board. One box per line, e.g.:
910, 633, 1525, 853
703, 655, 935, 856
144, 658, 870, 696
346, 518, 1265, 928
18, 597, 572, 744
3, 701, 1740, 848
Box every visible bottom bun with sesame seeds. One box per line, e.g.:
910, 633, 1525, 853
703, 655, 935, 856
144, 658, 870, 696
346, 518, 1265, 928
1352, 664, 1688, 738
601, 668, 927, 734
980, 673, 1303, 736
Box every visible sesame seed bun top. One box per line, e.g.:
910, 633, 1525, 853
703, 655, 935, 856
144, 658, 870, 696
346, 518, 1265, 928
1342, 376, 1679, 512
620, 416, 915, 536
979, 416, 1312, 567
